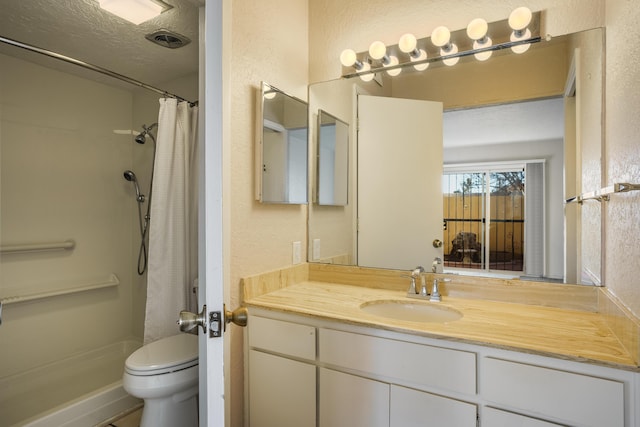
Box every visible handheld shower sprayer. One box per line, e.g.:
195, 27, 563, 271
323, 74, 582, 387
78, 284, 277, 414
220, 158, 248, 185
123, 170, 145, 203
126, 123, 158, 276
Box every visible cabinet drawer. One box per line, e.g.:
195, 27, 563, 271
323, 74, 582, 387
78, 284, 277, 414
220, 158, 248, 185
483, 407, 564, 427
319, 329, 476, 395
391, 385, 476, 426
249, 316, 316, 360
482, 357, 624, 427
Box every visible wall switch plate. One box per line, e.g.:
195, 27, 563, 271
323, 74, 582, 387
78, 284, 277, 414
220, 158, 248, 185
292, 241, 302, 264
313, 239, 321, 261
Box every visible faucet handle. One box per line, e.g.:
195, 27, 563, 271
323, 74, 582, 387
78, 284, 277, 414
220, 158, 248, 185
430, 278, 451, 302
404, 266, 424, 295
411, 266, 425, 277
407, 276, 417, 294
430, 279, 442, 302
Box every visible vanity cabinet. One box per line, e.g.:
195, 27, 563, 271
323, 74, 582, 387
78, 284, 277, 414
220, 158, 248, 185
246, 311, 638, 427
482, 357, 625, 427
319, 368, 389, 427
483, 407, 565, 426
318, 368, 477, 427
247, 316, 316, 427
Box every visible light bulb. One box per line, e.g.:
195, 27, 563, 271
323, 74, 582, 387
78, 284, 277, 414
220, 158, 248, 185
466, 18, 488, 40
411, 49, 429, 71
510, 28, 531, 53
509, 7, 532, 31
369, 41, 387, 60
441, 44, 459, 66
340, 49, 357, 67
359, 63, 375, 82
473, 38, 493, 61
431, 26, 451, 47
264, 91, 277, 100
398, 33, 417, 53
386, 56, 401, 76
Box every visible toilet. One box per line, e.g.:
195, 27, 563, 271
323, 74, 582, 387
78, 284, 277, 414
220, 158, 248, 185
123, 333, 199, 427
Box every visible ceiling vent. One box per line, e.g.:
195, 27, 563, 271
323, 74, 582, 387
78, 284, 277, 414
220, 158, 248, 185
145, 29, 191, 49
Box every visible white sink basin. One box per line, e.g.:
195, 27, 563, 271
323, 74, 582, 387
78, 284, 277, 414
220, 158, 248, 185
360, 300, 463, 323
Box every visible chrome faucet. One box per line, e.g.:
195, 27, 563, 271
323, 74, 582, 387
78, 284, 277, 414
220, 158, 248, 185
405, 265, 450, 301
407, 266, 425, 295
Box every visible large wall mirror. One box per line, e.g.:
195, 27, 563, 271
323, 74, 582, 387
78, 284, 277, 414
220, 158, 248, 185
256, 82, 309, 204
307, 28, 604, 285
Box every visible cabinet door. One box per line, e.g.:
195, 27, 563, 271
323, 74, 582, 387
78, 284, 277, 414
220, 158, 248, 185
483, 357, 624, 427
483, 407, 565, 426
319, 368, 389, 427
249, 350, 315, 427
390, 385, 476, 427
249, 316, 316, 360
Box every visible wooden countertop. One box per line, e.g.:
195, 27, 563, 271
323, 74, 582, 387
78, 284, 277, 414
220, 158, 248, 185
245, 280, 639, 370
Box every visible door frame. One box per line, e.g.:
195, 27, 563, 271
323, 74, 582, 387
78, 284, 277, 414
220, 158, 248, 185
199, 1, 228, 426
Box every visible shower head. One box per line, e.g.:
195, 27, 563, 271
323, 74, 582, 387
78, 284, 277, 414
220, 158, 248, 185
123, 170, 145, 202
135, 123, 158, 145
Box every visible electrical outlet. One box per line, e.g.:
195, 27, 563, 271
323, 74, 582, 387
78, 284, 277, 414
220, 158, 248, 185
313, 239, 321, 261
292, 241, 302, 264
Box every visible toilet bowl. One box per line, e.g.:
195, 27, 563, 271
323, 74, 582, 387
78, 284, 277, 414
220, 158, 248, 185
123, 333, 199, 427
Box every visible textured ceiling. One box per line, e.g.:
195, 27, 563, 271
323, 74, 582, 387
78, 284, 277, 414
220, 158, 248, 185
0, 0, 200, 96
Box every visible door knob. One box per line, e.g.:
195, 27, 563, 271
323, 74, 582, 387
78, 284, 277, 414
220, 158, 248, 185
225, 304, 248, 328
177, 305, 207, 334
432, 239, 443, 248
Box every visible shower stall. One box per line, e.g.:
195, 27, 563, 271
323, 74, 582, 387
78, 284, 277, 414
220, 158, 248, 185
0, 24, 198, 427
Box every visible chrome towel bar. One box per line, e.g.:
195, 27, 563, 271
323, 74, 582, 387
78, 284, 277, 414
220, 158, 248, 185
565, 182, 640, 204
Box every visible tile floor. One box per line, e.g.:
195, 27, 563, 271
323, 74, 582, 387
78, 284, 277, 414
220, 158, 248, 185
99, 406, 142, 427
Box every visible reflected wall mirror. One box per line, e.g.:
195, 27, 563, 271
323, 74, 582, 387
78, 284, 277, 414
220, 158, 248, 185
317, 109, 349, 206
307, 28, 604, 285
256, 81, 309, 204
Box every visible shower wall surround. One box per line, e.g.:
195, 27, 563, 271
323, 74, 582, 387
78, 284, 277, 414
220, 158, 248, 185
0, 52, 137, 376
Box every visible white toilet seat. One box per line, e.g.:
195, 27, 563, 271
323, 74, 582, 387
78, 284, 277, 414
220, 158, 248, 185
123, 333, 200, 427
125, 333, 198, 376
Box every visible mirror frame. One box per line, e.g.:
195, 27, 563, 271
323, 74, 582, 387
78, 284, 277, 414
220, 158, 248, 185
255, 81, 309, 204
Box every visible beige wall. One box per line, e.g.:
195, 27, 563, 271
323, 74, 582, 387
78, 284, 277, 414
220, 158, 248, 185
228, 0, 308, 425
605, 1, 640, 316
308, 0, 604, 83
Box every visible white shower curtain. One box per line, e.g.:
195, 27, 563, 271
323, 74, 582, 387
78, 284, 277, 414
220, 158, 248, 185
144, 98, 199, 344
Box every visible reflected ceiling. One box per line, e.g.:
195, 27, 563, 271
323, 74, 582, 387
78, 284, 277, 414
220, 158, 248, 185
443, 98, 564, 148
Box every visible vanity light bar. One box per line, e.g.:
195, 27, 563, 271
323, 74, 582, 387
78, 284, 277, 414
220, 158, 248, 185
340, 8, 541, 80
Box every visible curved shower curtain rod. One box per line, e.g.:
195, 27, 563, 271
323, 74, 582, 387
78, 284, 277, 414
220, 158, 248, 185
0, 35, 198, 107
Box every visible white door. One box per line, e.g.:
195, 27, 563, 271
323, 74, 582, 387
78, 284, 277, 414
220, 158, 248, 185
199, 2, 225, 426
357, 95, 444, 270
